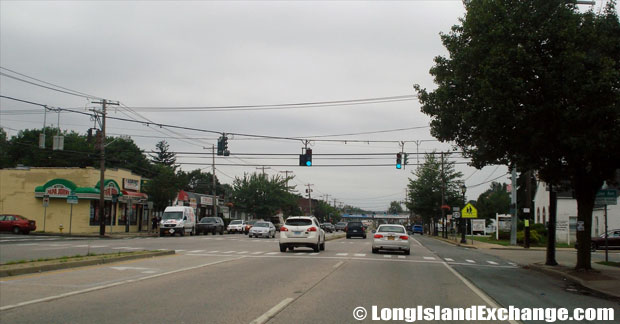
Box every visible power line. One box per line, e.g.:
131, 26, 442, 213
0, 66, 103, 100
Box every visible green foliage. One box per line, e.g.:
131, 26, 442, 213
407, 152, 463, 225
475, 182, 510, 220
149, 140, 177, 170
517, 230, 541, 244
142, 164, 179, 212
415, 0, 620, 269
232, 172, 295, 219
388, 201, 404, 214
313, 200, 340, 223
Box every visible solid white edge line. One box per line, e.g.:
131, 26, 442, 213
249, 297, 294, 324
442, 262, 521, 324
0, 257, 245, 312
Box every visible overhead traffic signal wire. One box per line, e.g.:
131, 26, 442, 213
0, 71, 102, 100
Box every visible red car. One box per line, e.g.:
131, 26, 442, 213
0, 214, 36, 234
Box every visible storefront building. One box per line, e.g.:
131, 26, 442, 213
0, 167, 149, 234
174, 190, 230, 220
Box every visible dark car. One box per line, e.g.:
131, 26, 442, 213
590, 229, 620, 251
335, 222, 347, 232
346, 221, 366, 239
412, 224, 423, 235
196, 217, 225, 235
0, 214, 36, 234
321, 223, 335, 233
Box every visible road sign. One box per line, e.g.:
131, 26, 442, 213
43, 196, 50, 207
461, 203, 478, 218
595, 189, 617, 205
453, 212, 460, 219
67, 195, 78, 204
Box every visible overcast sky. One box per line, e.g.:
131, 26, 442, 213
6, 0, 607, 212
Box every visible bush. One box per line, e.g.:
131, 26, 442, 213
517, 230, 540, 244
530, 223, 547, 237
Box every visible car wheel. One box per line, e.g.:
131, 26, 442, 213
346, 235, 351, 239
313, 243, 320, 253
320, 242, 325, 251
363, 235, 367, 239
288, 246, 294, 251
404, 249, 410, 255
212, 229, 217, 235
180, 230, 185, 237
12, 227, 21, 234
372, 248, 378, 254
280, 244, 287, 252
220, 229, 224, 235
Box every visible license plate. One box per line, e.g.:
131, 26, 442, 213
169, 229, 175, 234
388, 236, 394, 240
294, 231, 302, 235
353, 230, 358, 232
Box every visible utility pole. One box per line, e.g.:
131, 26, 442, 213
546, 184, 558, 265
305, 184, 314, 215
510, 167, 518, 245
92, 99, 118, 236
279, 170, 293, 192
524, 170, 533, 248
256, 166, 271, 176
212, 145, 217, 217
440, 152, 446, 238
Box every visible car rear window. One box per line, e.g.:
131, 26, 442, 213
378, 225, 405, 233
200, 218, 216, 223
348, 222, 363, 228
285, 218, 312, 226
230, 220, 242, 225
254, 222, 269, 227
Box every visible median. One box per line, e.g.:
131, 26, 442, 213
0, 250, 175, 277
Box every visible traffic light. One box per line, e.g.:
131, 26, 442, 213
305, 149, 312, 166
403, 153, 409, 166
217, 136, 224, 156
396, 153, 402, 169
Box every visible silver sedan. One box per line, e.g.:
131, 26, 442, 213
249, 221, 276, 238
372, 224, 410, 255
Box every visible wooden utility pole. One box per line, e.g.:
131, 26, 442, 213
212, 145, 217, 217
279, 170, 293, 192
305, 184, 314, 215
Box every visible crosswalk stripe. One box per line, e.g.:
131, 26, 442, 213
237, 251, 248, 254
266, 252, 279, 255
397, 256, 406, 259
223, 251, 236, 253
423, 257, 435, 260
188, 250, 205, 253
208, 250, 219, 253
486, 261, 498, 265
251, 252, 263, 255
354, 253, 366, 257
336, 253, 348, 256
466, 259, 476, 263
309, 253, 319, 255
384, 255, 392, 258
444, 258, 454, 262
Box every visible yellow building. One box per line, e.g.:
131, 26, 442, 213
0, 167, 149, 234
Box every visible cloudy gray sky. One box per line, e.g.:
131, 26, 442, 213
7, 0, 606, 211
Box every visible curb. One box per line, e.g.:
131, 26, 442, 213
433, 236, 478, 249
0, 250, 175, 277
528, 263, 620, 299
28, 232, 157, 239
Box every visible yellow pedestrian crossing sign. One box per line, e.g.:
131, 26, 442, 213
461, 203, 478, 218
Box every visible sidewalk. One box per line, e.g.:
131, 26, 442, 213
433, 236, 620, 299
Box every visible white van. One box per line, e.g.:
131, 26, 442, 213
159, 206, 196, 237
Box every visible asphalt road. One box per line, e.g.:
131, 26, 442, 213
1, 233, 617, 323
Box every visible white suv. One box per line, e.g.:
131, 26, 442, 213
227, 220, 246, 234
279, 216, 325, 252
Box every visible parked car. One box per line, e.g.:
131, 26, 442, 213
249, 221, 276, 238
196, 217, 225, 235
372, 224, 410, 255
159, 206, 196, 237
244, 219, 261, 234
412, 224, 423, 235
346, 221, 366, 239
279, 216, 325, 252
0, 214, 36, 234
590, 229, 620, 251
335, 222, 347, 232
227, 219, 246, 234
321, 223, 335, 233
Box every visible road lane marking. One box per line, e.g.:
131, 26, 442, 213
397, 256, 406, 259
0, 257, 245, 312
223, 251, 236, 253
336, 253, 348, 256
249, 297, 294, 324
466, 259, 476, 263
444, 258, 454, 262
508, 262, 517, 266
354, 253, 366, 257
486, 261, 498, 265
384, 255, 392, 258
175, 249, 186, 252
251, 252, 263, 255
266, 252, 278, 255
208, 250, 219, 253
237, 251, 249, 254
188, 250, 205, 253
333, 261, 344, 268
423, 256, 435, 260
441, 262, 519, 324
409, 237, 423, 246
309, 252, 319, 255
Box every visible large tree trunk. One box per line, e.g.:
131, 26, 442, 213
573, 171, 602, 271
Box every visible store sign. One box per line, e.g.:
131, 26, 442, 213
46, 184, 72, 197
104, 182, 120, 197
201, 196, 214, 205
190, 198, 197, 209
123, 178, 140, 191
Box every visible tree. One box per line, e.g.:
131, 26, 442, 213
232, 172, 294, 219
150, 140, 177, 170
388, 201, 404, 214
142, 164, 179, 212
415, 1, 620, 270
105, 136, 153, 176
476, 182, 510, 222
0, 128, 11, 168
406, 153, 463, 235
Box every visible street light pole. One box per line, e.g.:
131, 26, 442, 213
460, 184, 467, 244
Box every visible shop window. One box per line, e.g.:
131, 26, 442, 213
118, 203, 127, 225
90, 201, 116, 226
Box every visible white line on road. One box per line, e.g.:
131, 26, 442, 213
442, 262, 519, 324
249, 298, 295, 324
0, 257, 245, 312
384, 255, 392, 258
188, 250, 205, 253
466, 259, 476, 263
409, 237, 423, 246
175, 249, 186, 252
333, 261, 344, 268
423, 257, 435, 260
251, 252, 263, 255
237, 251, 249, 254
397, 256, 406, 259
508, 262, 517, 266
336, 253, 348, 256
208, 250, 219, 253
354, 253, 366, 257
486, 261, 498, 265
266, 252, 278, 255
444, 258, 454, 262
223, 251, 236, 253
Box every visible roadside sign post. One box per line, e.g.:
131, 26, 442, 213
595, 189, 617, 263
42, 194, 49, 232
461, 203, 478, 245
67, 195, 78, 234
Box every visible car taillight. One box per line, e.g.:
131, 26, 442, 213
307, 227, 317, 232
374, 234, 383, 239
344, 227, 347, 232
400, 235, 409, 240
280, 226, 288, 231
